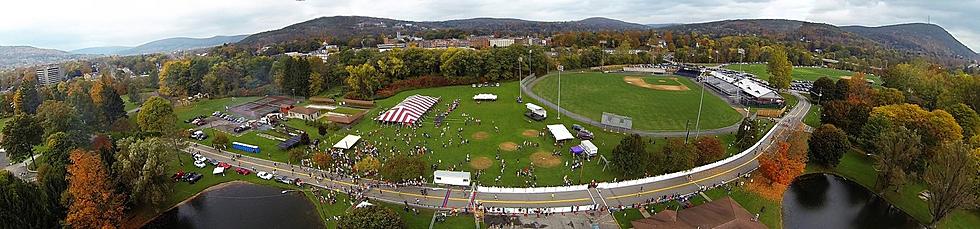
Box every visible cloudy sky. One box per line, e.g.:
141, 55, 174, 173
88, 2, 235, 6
2, 0, 978, 52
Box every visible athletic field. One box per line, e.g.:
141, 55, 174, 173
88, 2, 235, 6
531, 72, 742, 131
723, 64, 881, 85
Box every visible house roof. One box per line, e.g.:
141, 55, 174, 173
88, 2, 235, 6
290, 106, 319, 115
632, 197, 767, 229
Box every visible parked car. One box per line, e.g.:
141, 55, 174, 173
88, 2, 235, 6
274, 176, 294, 185
257, 172, 273, 180
190, 130, 208, 141
293, 178, 303, 186
192, 153, 205, 162
193, 160, 207, 168
185, 173, 203, 184
235, 167, 252, 175
171, 171, 186, 181
577, 130, 594, 140
207, 158, 219, 166
217, 162, 232, 169
571, 124, 584, 132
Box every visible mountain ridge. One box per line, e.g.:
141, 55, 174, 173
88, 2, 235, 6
71, 35, 248, 55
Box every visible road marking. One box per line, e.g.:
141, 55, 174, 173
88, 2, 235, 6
593, 188, 609, 207
586, 188, 598, 206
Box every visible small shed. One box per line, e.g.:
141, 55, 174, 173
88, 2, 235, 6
547, 124, 574, 141
434, 170, 471, 186
333, 135, 361, 150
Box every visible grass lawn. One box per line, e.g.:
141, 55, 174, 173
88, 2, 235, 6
531, 72, 742, 131
803, 103, 821, 128
781, 92, 798, 108
613, 208, 645, 229
723, 64, 882, 85
635, 186, 782, 229
805, 150, 980, 228
122, 95, 140, 112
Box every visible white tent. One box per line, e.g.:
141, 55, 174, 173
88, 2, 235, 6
580, 140, 598, 157
354, 201, 374, 208
333, 135, 362, 149
434, 170, 471, 186
473, 94, 498, 101
526, 103, 546, 118
212, 167, 225, 175
547, 124, 574, 141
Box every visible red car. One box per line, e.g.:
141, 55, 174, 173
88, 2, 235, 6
171, 171, 186, 181
235, 167, 252, 175
217, 162, 232, 169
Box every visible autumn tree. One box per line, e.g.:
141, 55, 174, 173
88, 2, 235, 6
66, 150, 125, 229
943, 103, 980, 139
344, 63, 382, 99
872, 126, 920, 193
869, 103, 963, 148
1, 115, 44, 163
611, 134, 649, 178
661, 138, 697, 173
114, 137, 175, 209
136, 96, 177, 134
354, 156, 380, 175
67, 80, 101, 128
924, 142, 979, 227
312, 152, 333, 169
308, 71, 326, 96
808, 124, 849, 167
758, 142, 806, 185
766, 46, 793, 91
694, 136, 725, 165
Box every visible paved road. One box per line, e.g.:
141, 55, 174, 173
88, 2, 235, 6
184, 92, 810, 215
520, 73, 742, 137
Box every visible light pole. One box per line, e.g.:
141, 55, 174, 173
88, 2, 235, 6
518, 56, 523, 102
557, 65, 563, 120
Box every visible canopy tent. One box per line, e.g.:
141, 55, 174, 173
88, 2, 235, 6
570, 146, 585, 155
354, 201, 374, 208
580, 140, 598, 157
473, 94, 498, 101
547, 124, 575, 141
212, 167, 225, 175
375, 94, 440, 125
333, 135, 362, 150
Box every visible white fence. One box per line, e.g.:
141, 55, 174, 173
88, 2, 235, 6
477, 117, 783, 194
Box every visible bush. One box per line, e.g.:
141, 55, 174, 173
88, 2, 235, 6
338, 205, 403, 229
380, 155, 427, 183
808, 124, 850, 167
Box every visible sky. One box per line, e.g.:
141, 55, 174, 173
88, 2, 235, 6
2, 0, 978, 52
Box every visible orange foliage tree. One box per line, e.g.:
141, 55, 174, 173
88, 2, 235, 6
758, 142, 806, 185
66, 149, 125, 229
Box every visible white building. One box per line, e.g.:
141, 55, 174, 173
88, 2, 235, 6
35, 65, 62, 85
434, 170, 471, 186
489, 38, 515, 48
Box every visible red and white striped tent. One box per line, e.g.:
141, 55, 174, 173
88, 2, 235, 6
375, 94, 440, 125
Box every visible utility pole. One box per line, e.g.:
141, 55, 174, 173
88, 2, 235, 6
694, 79, 705, 139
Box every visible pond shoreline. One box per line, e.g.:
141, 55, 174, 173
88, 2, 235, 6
128, 180, 250, 229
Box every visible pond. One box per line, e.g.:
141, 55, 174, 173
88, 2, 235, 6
143, 182, 324, 229
783, 173, 921, 229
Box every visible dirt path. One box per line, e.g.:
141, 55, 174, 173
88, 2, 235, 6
623, 76, 690, 91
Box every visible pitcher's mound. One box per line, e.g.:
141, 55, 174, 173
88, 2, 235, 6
498, 142, 518, 151
470, 157, 493, 170
521, 129, 539, 137
530, 151, 561, 168
472, 131, 490, 140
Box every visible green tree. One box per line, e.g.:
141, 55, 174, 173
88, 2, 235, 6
212, 132, 230, 150
810, 77, 835, 104
308, 71, 326, 96
344, 63, 382, 99
611, 134, 649, 178
114, 137, 176, 209
338, 205, 403, 229
766, 46, 793, 91
1, 115, 44, 163
808, 124, 850, 167
662, 138, 697, 173
0, 171, 59, 228
288, 148, 307, 165
136, 96, 177, 134
67, 80, 101, 128
872, 126, 920, 193
12, 76, 42, 114
36, 100, 83, 140
944, 103, 980, 139
91, 76, 126, 125
380, 155, 427, 183
734, 117, 759, 151
924, 142, 979, 227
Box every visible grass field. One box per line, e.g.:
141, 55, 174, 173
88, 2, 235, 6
805, 150, 980, 228
531, 72, 742, 131
803, 104, 821, 128
616, 184, 782, 229
723, 64, 881, 85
